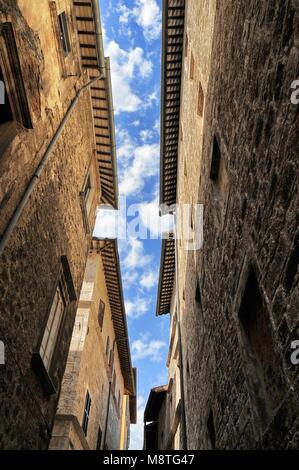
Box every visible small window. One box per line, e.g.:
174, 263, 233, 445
207, 409, 216, 449
184, 33, 188, 58
82, 390, 91, 436
105, 336, 110, 357
0, 23, 32, 153
39, 284, 66, 372
284, 233, 299, 293
98, 299, 105, 329
112, 370, 116, 395
190, 52, 195, 80
58, 12, 71, 56
197, 81, 204, 117
96, 425, 102, 450
210, 136, 221, 181
238, 267, 285, 433
83, 175, 91, 203
80, 174, 92, 233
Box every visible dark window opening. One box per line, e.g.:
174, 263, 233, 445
105, 336, 110, 357
83, 175, 91, 203
0, 65, 13, 125
195, 282, 201, 304
98, 299, 105, 329
238, 267, 285, 433
207, 409, 216, 449
197, 81, 204, 117
0, 23, 32, 154
210, 136, 221, 181
58, 12, 71, 56
96, 425, 102, 450
82, 390, 91, 436
190, 52, 195, 80
184, 33, 188, 58
284, 233, 299, 293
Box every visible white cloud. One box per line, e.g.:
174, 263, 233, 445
131, 337, 167, 362
105, 40, 153, 114
118, 0, 161, 42
117, 128, 135, 162
129, 395, 146, 450
140, 269, 158, 290
125, 297, 148, 319
123, 238, 152, 270
139, 129, 154, 142
132, 120, 140, 127
144, 88, 159, 109
119, 143, 160, 196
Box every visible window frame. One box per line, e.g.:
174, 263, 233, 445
98, 299, 105, 330
82, 390, 92, 436
58, 11, 71, 56
80, 173, 92, 234
0, 23, 32, 154
31, 256, 77, 395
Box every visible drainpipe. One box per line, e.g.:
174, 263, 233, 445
0, 72, 104, 257
173, 211, 188, 450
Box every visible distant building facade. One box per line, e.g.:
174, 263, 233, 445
144, 235, 182, 450
155, 0, 299, 450
0, 0, 121, 449
50, 239, 136, 450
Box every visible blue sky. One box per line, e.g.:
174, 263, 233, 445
94, 0, 171, 449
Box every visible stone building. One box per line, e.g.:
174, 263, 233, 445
0, 0, 120, 449
144, 235, 182, 450
155, 0, 299, 450
50, 239, 136, 450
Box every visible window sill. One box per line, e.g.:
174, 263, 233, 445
31, 352, 57, 396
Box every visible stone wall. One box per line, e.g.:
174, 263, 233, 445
178, 0, 299, 449
0, 0, 99, 449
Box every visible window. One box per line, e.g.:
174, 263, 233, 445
112, 370, 116, 395
32, 256, 77, 394
197, 81, 204, 117
190, 52, 195, 80
98, 300, 105, 329
80, 174, 92, 233
82, 390, 91, 436
284, 233, 299, 293
0, 65, 13, 125
96, 425, 102, 450
184, 33, 188, 58
39, 284, 65, 372
109, 348, 114, 367
207, 409, 216, 449
83, 175, 91, 203
58, 12, 71, 56
0, 23, 32, 153
238, 267, 285, 434
105, 336, 110, 357
210, 136, 221, 181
